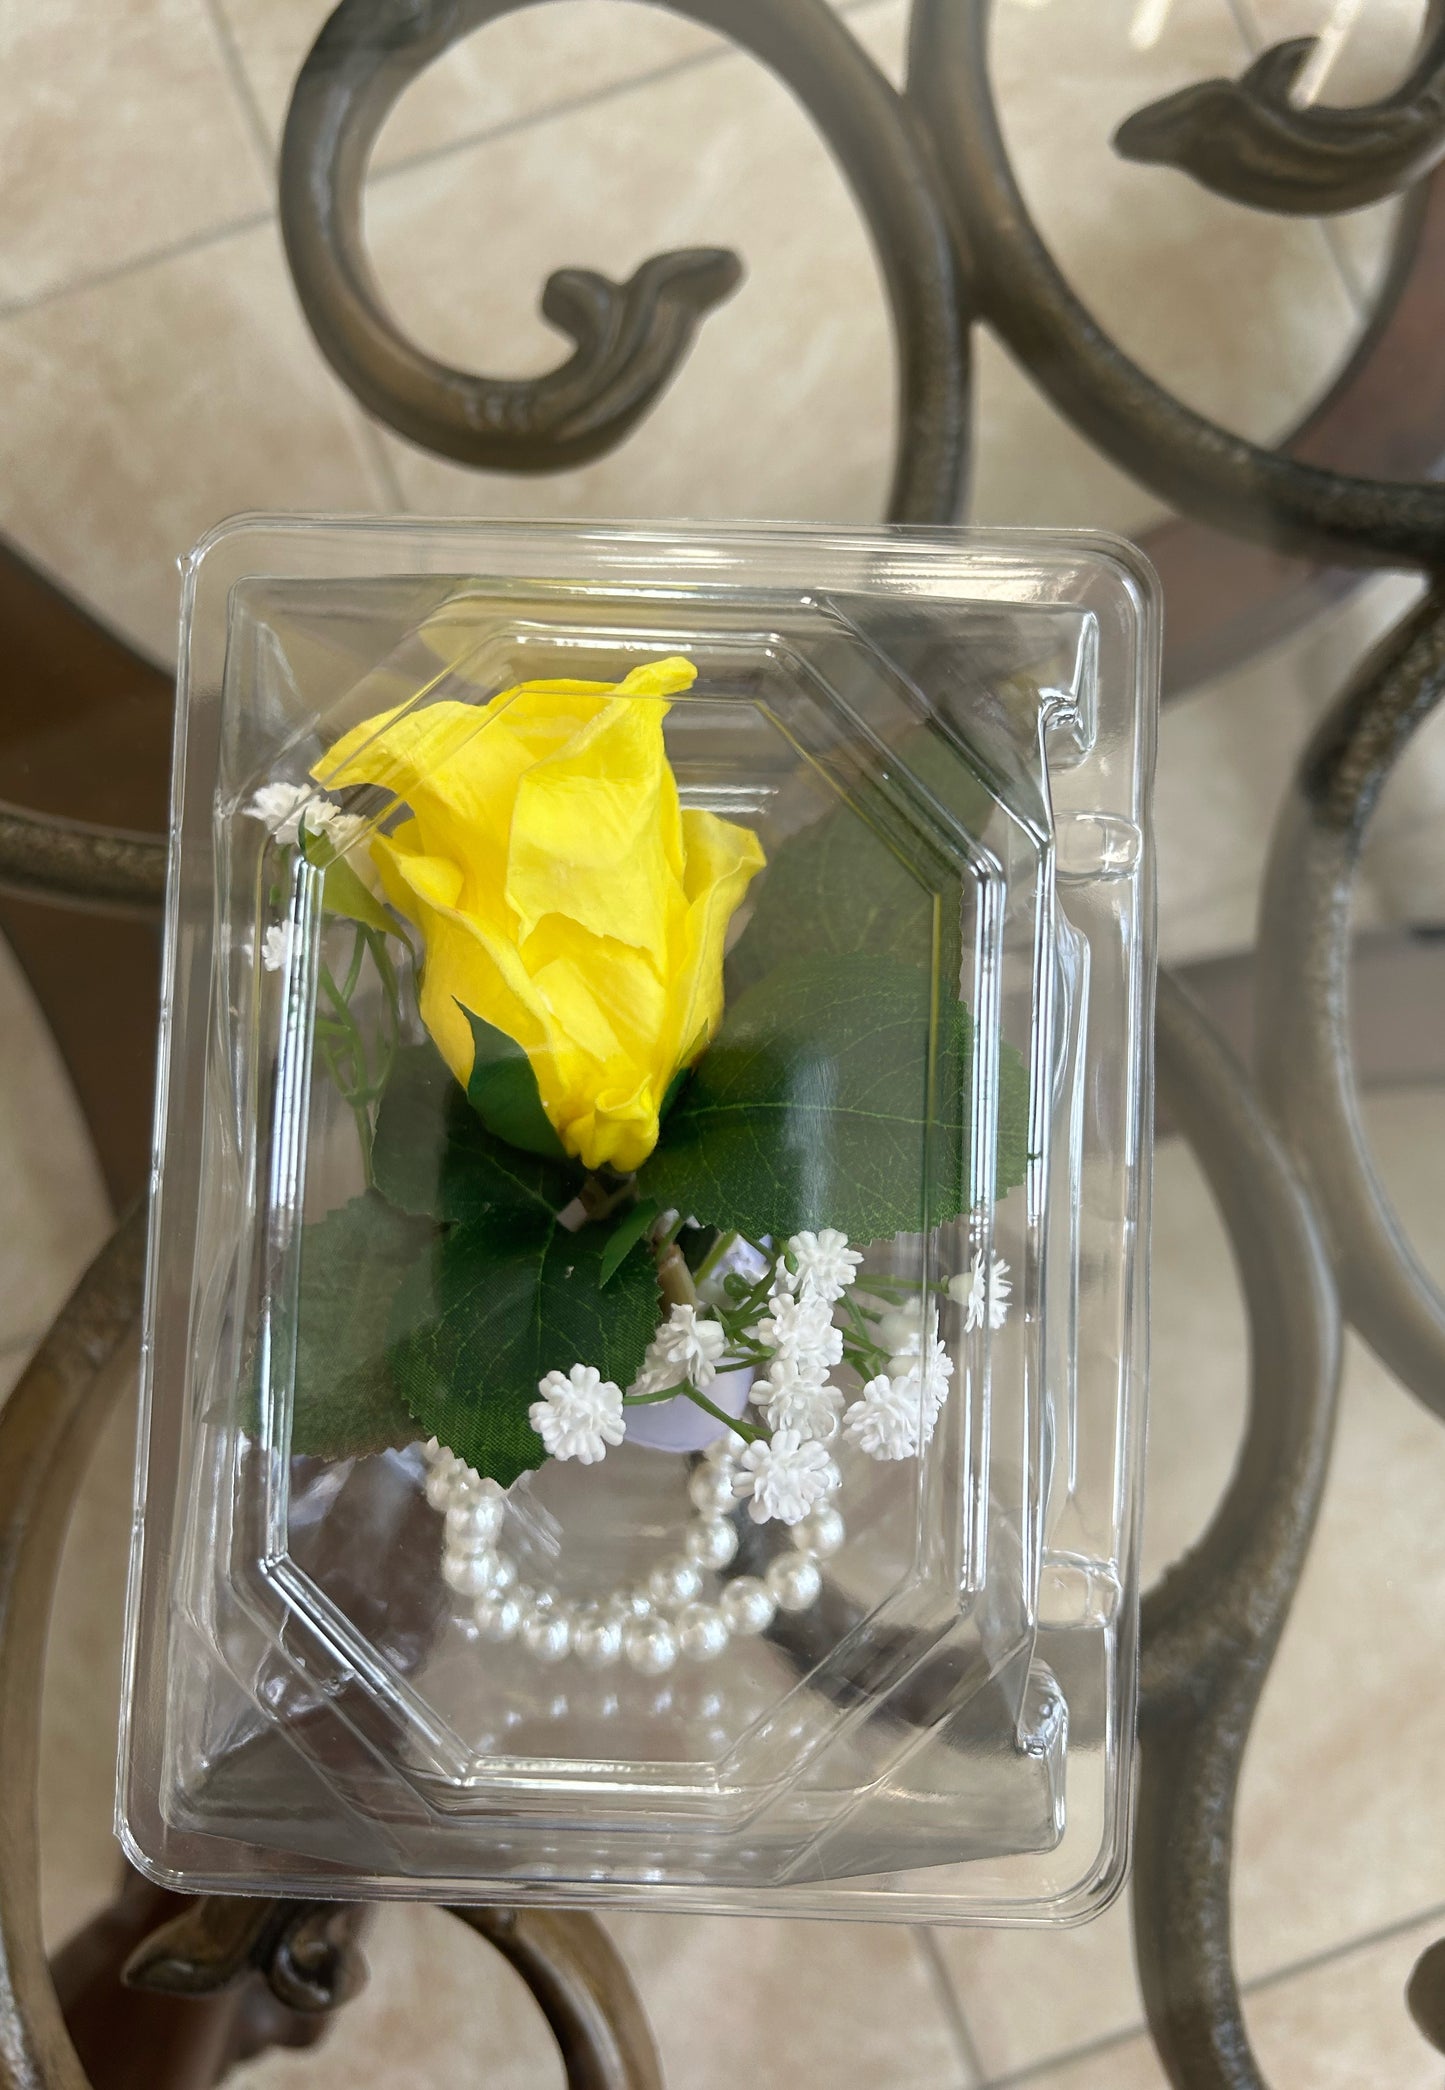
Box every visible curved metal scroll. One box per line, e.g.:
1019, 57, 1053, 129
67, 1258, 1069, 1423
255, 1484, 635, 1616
1257, 586, 1445, 1420
124, 1896, 663, 2090
1136, 972, 1341, 2088
279, 0, 969, 522
0, 1206, 148, 2090
123, 1898, 370, 2017
907, 0, 1445, 570
0, 802, 166, 916
1115, 28, 1445, 218
451, 1908, 663, 2090
0, 1205, 662, 2090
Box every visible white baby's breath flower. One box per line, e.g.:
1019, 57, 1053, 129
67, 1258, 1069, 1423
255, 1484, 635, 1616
646, 1302, 728, 1388
750, 1348, 827, 1402
244, 781, 316, 848
765, 1385, 843, 1440
529, 1364, 625, 1464
918, 1329, 954, 1444
748, 1290, 808, 1350
626, 1357, 677, 1400
261, 922, 293, 973
303, 802, 367, 855
749, 1289, 842, 1375
844, 1374, 921, 1461
737, 1428, 838, 1526
948, 1252, 1013, 1333
756, 1354, 843, 1439
298, 802, 386, 895
244, 784, 374, 875
780, 1228, 862, 1304
626, 1357, 674, 1400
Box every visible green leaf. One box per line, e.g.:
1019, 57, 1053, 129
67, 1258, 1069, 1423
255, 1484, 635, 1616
639, 954, 1029, 1243
373, 1042, 582, 1223
282, 1192, 438, 1458
660, 1065, 691, 1119
460, 1005, 569, 1161
321, 854, 395, 937
726, 730, 993, 995
599, 1196, 659, 1287
296, 818, 395, 937
387, 1211, 660, 1486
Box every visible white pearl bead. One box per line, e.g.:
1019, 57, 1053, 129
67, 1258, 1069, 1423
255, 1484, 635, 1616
677, 1603, 731, 1662
685, 1516, 739, 1570
719, 1576, 776, 1636
766, 1553, 822, 1613
522, 1606, 571, 1662
473, 1591, 522, 1641
445, 1469, 484, 1508
574, 1614, 624, 1668
611, 1588, 652, 1620
791, 1506, 845, 1558
623, 1618, 679, 1676
445, 1495, 505, 1548
687, 1465, 738, 1516
647, 1557, 703, 1610
442, 1548, 502, 1596
703, 1435, 739, 1468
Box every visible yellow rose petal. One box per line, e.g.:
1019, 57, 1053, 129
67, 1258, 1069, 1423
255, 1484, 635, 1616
506, 695, 681, 963
662, 806, 767, 1069
313, 649, 759, 1171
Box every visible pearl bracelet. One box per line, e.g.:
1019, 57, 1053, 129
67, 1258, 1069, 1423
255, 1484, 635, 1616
422, 1437, 842, 1676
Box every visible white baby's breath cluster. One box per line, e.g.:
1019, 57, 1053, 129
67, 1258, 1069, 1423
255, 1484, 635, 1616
948, 1250, 1013, 1333
524, 1229, 1007, 1530
743, 1226, 854, 1442
842, 1302, 954, 1461
778, 1226, 863, 1301
627, 1301, 727, 1398
737, 1428, 838, 1526
260, 922, 294, 974
841, 1252, 1011, 1461
529, 1364, 626, 1464
244, 782, 372, 864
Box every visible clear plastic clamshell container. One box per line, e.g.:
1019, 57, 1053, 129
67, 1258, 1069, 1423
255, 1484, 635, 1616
120, 517, 1157, 1923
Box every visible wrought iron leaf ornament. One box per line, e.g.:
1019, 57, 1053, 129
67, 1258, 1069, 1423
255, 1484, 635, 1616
1115, 27, 1445, 216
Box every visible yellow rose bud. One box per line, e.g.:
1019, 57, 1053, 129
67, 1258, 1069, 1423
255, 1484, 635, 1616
314, 654, 764, 1174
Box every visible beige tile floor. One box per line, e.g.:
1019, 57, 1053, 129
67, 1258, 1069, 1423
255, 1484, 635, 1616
5, 1, 1444, 2084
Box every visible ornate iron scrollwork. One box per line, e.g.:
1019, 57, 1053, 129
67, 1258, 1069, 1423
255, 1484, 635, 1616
1115, 26, 1445, 217
278, 0, 970, 521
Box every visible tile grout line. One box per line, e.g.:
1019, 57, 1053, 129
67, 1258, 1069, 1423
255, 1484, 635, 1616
981, 2013, 1144, 2090
0, 0, 896, 329
201, 0, 408, 516
914, 1926, 992, 2086
975, 1895, 1445, 2087
365, 0, 894, 194
0, 209, 278, 326
1243, 1894, 1445, 2002
201, 0, 278, 186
